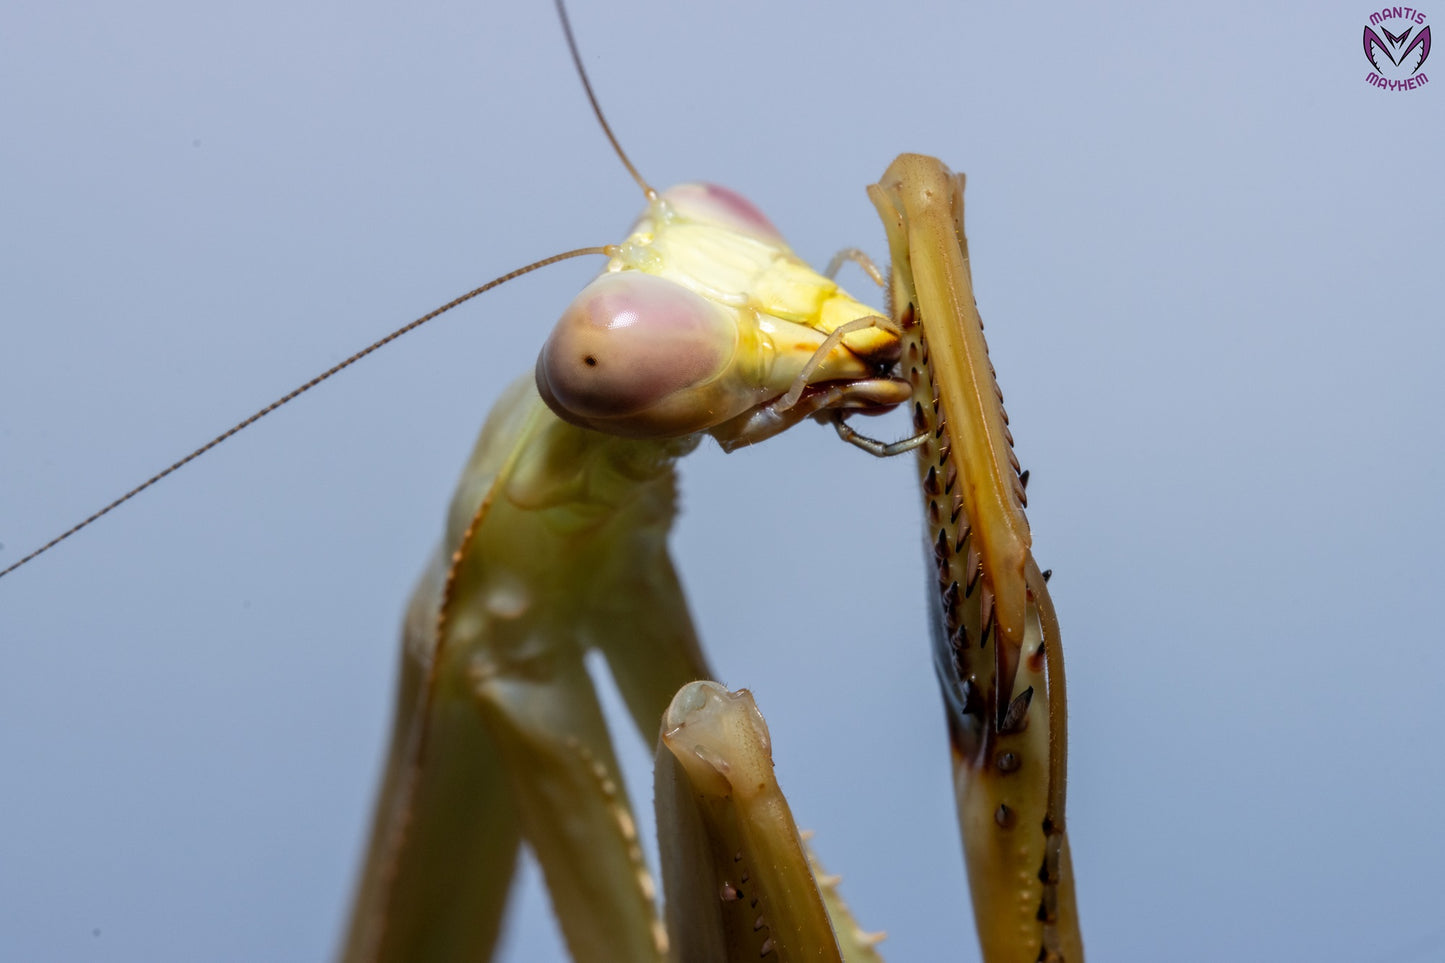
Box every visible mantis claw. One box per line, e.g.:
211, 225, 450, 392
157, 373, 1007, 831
830, 411, 929, 457
774, 314, 900, 414
823, 247, 886, 288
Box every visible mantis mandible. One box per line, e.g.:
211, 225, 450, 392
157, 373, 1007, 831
0, 2, 1078, 960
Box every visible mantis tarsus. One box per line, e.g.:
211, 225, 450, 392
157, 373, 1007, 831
8, 1, 1445, 961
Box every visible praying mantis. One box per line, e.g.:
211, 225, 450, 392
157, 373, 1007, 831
6, 1, 1444, 961
0, 4, 1019, 958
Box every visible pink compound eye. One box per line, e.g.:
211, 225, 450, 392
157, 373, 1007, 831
536, 271, 737, 431
659, 183, 784, 245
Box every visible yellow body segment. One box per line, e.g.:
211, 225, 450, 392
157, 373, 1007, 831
538, 184, 907, 448
615, 189, 898, 397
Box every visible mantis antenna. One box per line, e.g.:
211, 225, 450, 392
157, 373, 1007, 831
554, 0, 658, 203
0, 247, 613, 580
5, 2, 677, 580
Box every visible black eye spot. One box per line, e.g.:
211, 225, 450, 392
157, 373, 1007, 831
583, 355, 598, 367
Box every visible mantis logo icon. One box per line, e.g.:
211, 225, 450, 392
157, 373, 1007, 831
1363, 8, 1432, 90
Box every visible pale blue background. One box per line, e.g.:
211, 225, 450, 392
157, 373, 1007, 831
2, 1, 1443, 960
